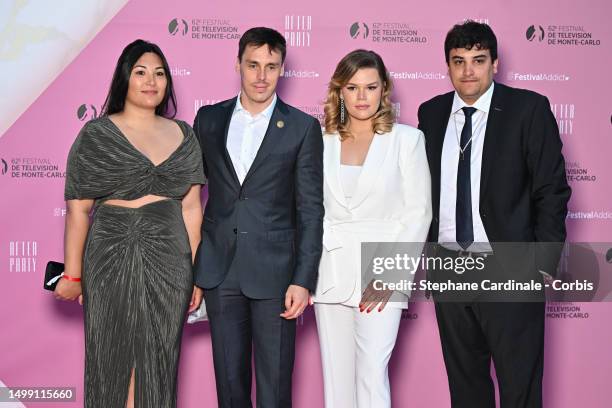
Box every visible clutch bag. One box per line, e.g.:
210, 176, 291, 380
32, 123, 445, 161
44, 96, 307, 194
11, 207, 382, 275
187, 299, 208, 323
44, 261, 65, 291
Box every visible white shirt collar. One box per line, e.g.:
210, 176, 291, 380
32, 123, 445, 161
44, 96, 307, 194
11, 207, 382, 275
234, 92, 277, 119
452, 81, 495, 115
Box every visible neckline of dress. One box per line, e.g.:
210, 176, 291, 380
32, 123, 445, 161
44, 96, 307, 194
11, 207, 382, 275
104, 116, 187, 168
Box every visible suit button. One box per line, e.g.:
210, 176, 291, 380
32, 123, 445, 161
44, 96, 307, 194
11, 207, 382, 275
481, 213, 487, 219
233, 228, 237, 234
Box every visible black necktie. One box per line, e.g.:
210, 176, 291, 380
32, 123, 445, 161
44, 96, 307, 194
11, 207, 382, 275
456, 107, 477, 250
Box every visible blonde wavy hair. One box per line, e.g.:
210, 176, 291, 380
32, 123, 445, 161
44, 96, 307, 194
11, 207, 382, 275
324, 49, 395, 141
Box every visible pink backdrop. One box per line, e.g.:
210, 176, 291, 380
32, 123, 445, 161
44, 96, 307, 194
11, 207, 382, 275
1, 0, 611, 406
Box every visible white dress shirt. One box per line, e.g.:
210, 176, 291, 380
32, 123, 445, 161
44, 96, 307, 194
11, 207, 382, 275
439, 82, 494, 252
339, 164, 362, 202
226, 93, 277, 184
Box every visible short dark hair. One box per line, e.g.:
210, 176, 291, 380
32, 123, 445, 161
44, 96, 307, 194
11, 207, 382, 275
444, 21, 498, 64
102, 39, 177, 118
238, 27, 287, 63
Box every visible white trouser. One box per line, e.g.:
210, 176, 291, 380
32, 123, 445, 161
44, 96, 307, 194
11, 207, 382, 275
314, 303, 403, 408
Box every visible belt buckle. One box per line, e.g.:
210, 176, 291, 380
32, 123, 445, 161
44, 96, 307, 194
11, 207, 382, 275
458, 250, 491, 259
458, 249, 493, 259
457, 249, 473, 258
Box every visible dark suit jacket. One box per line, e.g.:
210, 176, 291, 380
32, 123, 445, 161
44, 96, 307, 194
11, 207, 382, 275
192, 97, 324, 298
418, 82, 571, 275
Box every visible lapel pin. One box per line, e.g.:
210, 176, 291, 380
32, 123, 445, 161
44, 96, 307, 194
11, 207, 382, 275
276, 120, 285, 128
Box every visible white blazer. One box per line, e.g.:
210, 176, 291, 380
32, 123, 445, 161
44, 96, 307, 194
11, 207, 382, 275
313, 124, 432, 308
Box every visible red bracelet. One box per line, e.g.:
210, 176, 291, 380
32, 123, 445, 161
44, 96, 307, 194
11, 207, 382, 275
62, 274, 82, 282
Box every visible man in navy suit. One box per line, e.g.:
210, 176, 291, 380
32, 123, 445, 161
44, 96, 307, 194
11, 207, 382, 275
193, 27, 323, 407
418, 21, 570, 408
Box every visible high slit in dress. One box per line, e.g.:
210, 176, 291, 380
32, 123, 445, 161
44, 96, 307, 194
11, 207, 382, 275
64, 117, 206, 408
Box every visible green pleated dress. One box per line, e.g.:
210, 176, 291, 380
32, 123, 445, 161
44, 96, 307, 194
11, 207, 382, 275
64, 117, 205, 408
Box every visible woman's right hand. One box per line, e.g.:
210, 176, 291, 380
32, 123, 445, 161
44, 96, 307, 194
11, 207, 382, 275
54, 278, 83, 304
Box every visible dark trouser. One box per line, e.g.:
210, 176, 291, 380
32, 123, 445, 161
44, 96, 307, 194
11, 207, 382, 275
434, 301, 545, 408
204, 267, 296, 408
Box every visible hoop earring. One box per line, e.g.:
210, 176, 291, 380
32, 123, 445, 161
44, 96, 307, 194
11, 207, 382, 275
340, 98, 345, 124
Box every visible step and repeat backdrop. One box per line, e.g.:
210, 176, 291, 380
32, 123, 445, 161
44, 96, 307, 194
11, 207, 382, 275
1, 0, 610, 406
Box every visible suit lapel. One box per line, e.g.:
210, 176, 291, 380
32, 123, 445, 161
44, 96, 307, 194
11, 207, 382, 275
479, 83, 504, 204
219, 97, 240, 187
242, 98, 289, 184
324, 134, 349, 209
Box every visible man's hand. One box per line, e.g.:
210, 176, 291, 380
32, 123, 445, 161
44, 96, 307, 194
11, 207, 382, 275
280, 284, 309, 319
188, 285, 204, 313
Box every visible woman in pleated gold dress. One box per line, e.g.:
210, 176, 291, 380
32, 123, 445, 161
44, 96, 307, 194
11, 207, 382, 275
54, 39, 206, 408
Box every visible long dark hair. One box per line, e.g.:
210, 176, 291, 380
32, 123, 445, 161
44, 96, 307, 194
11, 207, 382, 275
101, 39, 177, 118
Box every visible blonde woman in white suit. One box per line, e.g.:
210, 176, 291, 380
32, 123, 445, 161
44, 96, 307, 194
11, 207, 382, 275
312, 49, 432, 408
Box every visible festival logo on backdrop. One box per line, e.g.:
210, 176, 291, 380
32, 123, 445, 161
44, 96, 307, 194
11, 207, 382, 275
567, 210, 612, 221
77, 104, 100, 121
168, 18, 189, 36
551, 102, 598, 185
1, 158, 7, 175
349, 22, 369, 39
551, 103, 575, 136
282, 64, 320, 79
349, 21, 427, 44
546, 303, 590, 319
526, 25, 546, 42
53, 207, 67, 217
193, 98, 222, 115
170, 66, 191, 77
297, 105, 325, 125
284, 15, 312, 47
347, 20, 438, 80
389, 70, 446, 80
565, 161, 596, 184
3, 157, 65, 179
525, 25, 602, 46
274, 15, 320, 80
506, 70, 570, 82
168, 18, 240, 41
9, 240, 38, 273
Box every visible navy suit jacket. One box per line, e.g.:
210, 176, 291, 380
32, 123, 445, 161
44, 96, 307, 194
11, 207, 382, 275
193, 97, 324, 298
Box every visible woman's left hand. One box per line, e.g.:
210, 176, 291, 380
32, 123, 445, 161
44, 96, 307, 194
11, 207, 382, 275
188, 285, 204, 313
359, 279, 393, 313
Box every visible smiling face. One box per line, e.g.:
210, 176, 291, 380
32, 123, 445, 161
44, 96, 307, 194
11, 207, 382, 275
340, 67, 383, 124
236, 44, 283, 114
125, 52, 167, 111
447, 47, 498, 105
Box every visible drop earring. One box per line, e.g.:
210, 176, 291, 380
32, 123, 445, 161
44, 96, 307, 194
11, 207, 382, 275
340, 97, 345, 124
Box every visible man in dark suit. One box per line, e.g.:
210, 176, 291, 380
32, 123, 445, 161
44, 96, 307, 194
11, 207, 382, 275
192, 27, 323, 407
418, 21, 570, 407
